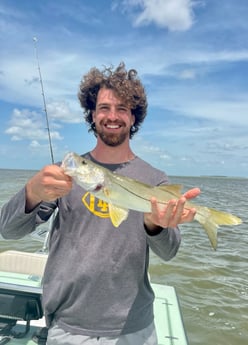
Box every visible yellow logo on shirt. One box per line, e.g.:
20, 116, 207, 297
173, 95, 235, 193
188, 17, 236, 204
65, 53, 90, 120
82, 192, 110, 219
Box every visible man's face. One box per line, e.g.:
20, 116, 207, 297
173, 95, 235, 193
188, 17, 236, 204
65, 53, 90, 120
92, 88, 135, 147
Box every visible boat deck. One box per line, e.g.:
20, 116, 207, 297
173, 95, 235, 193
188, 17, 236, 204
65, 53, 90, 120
153, 283, 188, 345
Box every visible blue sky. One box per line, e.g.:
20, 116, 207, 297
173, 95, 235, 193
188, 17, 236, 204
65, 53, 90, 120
0, 0, 248, 177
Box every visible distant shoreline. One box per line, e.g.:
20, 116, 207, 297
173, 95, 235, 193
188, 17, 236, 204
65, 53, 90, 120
0, 168, 247, 179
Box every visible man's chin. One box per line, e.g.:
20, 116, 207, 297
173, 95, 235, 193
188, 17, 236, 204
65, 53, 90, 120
98, 132, 127, 147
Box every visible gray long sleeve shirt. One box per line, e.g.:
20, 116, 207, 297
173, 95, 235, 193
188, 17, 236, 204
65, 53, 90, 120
0, 154, 181, 337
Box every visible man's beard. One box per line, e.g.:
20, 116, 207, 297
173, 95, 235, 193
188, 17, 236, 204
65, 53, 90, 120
95, 122, 130, 147
97, 131, 128, 147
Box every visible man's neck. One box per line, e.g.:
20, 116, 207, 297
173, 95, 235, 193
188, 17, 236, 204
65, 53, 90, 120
90, 142, 135, 164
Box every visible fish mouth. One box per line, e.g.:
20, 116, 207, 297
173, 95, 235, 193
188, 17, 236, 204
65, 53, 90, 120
61, 152, 78, 171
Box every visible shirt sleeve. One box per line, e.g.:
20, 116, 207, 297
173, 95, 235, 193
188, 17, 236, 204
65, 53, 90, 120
0, 187, 56, 240
146, 226, 181, 261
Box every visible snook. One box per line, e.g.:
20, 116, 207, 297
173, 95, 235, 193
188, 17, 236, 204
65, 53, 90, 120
61, 152, 242, 250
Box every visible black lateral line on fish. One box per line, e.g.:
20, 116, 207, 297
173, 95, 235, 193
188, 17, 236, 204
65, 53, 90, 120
112, 177, 194, 212
113, 178, 169, 205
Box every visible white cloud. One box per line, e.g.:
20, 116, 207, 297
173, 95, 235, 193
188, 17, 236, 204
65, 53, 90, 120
115, 0, 198, 31
47, 101, 82, 124
30, 140, 42, 148
5, 108, 63, 142
178, 69, 197, 79
28, 139, 56, 159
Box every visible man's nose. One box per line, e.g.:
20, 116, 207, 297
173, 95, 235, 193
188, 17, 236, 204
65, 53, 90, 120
108, 109, 118, 119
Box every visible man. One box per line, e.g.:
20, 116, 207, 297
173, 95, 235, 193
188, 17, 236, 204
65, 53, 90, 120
0, 63, 199, 345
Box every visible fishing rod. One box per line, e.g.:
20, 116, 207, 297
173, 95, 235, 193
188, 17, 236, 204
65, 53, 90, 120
33, 37, 55, 164
32, 37, 56, 253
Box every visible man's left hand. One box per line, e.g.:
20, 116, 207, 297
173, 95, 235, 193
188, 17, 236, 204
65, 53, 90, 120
144, 187, 200, 231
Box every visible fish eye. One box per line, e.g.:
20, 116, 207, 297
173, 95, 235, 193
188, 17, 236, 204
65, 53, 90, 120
82, 160, 87, 165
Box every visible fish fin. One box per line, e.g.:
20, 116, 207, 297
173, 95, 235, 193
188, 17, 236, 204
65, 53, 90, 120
156, 184, 183, 196
109, 204, 129, 227
195, 207, 242, 250
208, 208, 242, 226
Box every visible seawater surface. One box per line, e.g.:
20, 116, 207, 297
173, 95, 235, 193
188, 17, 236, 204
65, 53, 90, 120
0, 169, 247, 345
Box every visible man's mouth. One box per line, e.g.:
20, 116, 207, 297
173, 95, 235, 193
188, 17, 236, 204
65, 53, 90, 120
104, 122, 123, 129
105, 124, 121, 129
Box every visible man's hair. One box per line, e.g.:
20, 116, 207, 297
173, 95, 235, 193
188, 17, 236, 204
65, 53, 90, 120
78, 62, 147, 138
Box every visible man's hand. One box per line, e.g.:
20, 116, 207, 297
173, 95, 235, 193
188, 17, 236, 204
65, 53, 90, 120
144, 187, 200, 233
25, 165, 73, 212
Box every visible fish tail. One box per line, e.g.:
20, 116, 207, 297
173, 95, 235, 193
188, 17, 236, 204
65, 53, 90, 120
195, 207, 242, 250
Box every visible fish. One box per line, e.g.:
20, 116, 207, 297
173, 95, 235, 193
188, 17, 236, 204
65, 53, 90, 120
61, 152, 242, 250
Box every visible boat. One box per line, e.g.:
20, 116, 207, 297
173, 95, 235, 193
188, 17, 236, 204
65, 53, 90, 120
0, 250, 189, 345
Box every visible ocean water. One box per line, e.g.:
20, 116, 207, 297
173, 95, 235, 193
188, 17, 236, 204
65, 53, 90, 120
0, 169, 247, 345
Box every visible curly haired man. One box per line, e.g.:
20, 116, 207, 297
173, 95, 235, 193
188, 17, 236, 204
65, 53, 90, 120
0, 62, 199, 345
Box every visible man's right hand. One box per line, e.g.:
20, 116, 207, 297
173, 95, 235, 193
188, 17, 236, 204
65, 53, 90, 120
25, 165, 73, 212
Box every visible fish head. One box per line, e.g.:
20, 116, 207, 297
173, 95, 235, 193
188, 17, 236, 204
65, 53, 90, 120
61, 152, 105, 192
